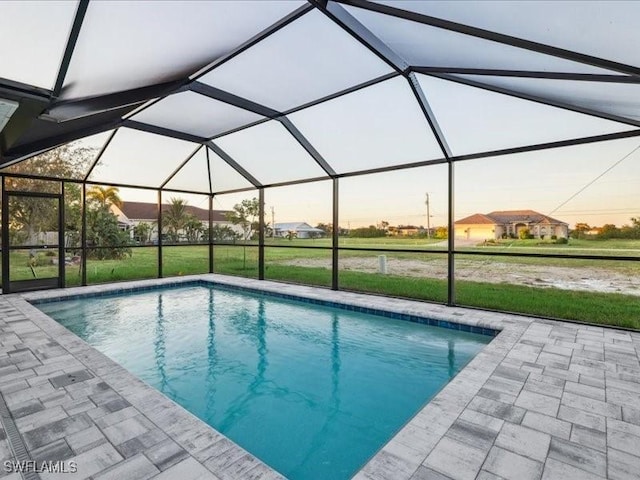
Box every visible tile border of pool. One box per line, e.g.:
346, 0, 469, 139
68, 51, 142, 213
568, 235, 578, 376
10, 274, 536, 479
28, 279, 500, 338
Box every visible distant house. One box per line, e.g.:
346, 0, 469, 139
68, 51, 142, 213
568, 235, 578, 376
454, 210, 568, 240
273, 222, 325, 239
111, 201, 235, 242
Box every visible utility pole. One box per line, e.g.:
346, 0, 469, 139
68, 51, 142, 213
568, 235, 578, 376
270, 206, 275, 238
425, 192, 431, 239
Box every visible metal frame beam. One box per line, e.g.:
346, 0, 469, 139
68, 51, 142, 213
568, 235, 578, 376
83, 129, 118, 181
208, 194, 214, 273
337, 0, 640, 78
407, 72, 452, 158
190, 82, 281, 119
160, 145, 204, 189
308, 0, 409, 74
404, 72, 456, 304
52, 0, 89, 98
206, 142, 262, 188
310, 0, 407, 74
2, 118, 122, 166
278, 117, 336, 177
452, 129, 640, 163
47, 79, 187, 122
0, 78, 51, 102
81, 182, 87, 285
332, 178, 339, 290
122, 120, 207, 144
206, 72, 400, 142
157, 190, 163, 278
411, 67, 640, 83
258, 188, 265, 280
418, 71, 640, 128
191, 4, 315, 81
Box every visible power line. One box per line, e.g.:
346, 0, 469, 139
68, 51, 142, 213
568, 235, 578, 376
546, 142, 640, 218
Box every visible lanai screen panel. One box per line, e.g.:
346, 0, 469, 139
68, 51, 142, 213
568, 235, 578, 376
164, 147, 210, 194
344, 4, 614, 74
416, 75, 635, 156
376, 1, 639, 72
0, 1, 78, 89
88, 128, 198, 188
454, 136, 640, 248
199, 9, 392, 111
288, 76, 443, 174
1, 130, 114, 180
60, 0, 305, 99
209, 149, 255, 194
214, 121, 328, 185
130, 91, 264, 139
453, 75, 640, 124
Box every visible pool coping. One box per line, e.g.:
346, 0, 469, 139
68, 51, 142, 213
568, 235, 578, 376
2, 274, 639, 480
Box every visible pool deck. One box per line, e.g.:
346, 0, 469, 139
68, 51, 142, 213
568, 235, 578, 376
0, 275, 637, 480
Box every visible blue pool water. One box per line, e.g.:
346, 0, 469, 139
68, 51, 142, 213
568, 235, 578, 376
39, 285, 491, 479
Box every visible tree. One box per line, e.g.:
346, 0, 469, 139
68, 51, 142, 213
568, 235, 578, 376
5, 144, 92, 245
226, 197, 261, 270
597, 224, 620, 239
434, 226, 448, 239
571, 222, 591, 239
518, 228, 532, 240
377, 220, 389, 231
225, 198, 260, 241
133, 222, 153, 244
184, 215, 205, 244
211, 224, 237, 242
86, 206, 131, 259
86, 186, 123, 208
163, 198, 189, 243
315, 223, 333, 235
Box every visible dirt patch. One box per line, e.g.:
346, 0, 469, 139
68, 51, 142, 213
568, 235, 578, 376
280, 257, 640, 296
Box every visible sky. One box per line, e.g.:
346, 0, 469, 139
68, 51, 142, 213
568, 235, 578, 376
113, 134, 640, 230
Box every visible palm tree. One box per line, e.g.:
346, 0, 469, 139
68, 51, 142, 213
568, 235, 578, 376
163, 198, 189, 243
86, 186, 123, 208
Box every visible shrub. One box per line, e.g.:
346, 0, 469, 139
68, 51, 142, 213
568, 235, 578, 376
555, 237, 568, 244
551, 235, 557, 240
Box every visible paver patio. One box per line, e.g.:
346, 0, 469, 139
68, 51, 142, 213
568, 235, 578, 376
0, 274, 638, 480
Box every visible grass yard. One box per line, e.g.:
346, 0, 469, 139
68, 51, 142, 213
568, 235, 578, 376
3, 241, 639, 329
458, 238, 640, 257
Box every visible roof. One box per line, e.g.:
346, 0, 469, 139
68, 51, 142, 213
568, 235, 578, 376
487, 210, 567, 225
456, 210, 567, 225
455, 213, 498, 225
274, 222, 323, 232
119, 201, 230, 222
0, 2, 637, 196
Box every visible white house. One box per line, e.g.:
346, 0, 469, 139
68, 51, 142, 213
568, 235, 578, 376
273, 222, 325, 239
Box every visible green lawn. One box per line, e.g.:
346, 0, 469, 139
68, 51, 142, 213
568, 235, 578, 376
4, 242, 639, 329
458, 238, 640, 257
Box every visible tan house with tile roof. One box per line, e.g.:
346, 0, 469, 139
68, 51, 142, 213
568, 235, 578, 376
454, 210, 568, 240
110, 201, 235, 242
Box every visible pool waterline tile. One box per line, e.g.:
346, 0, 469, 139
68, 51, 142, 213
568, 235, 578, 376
28, 278, 500, 338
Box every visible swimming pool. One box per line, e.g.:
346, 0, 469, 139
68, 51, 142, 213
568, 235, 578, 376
38, 283, 493, 479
